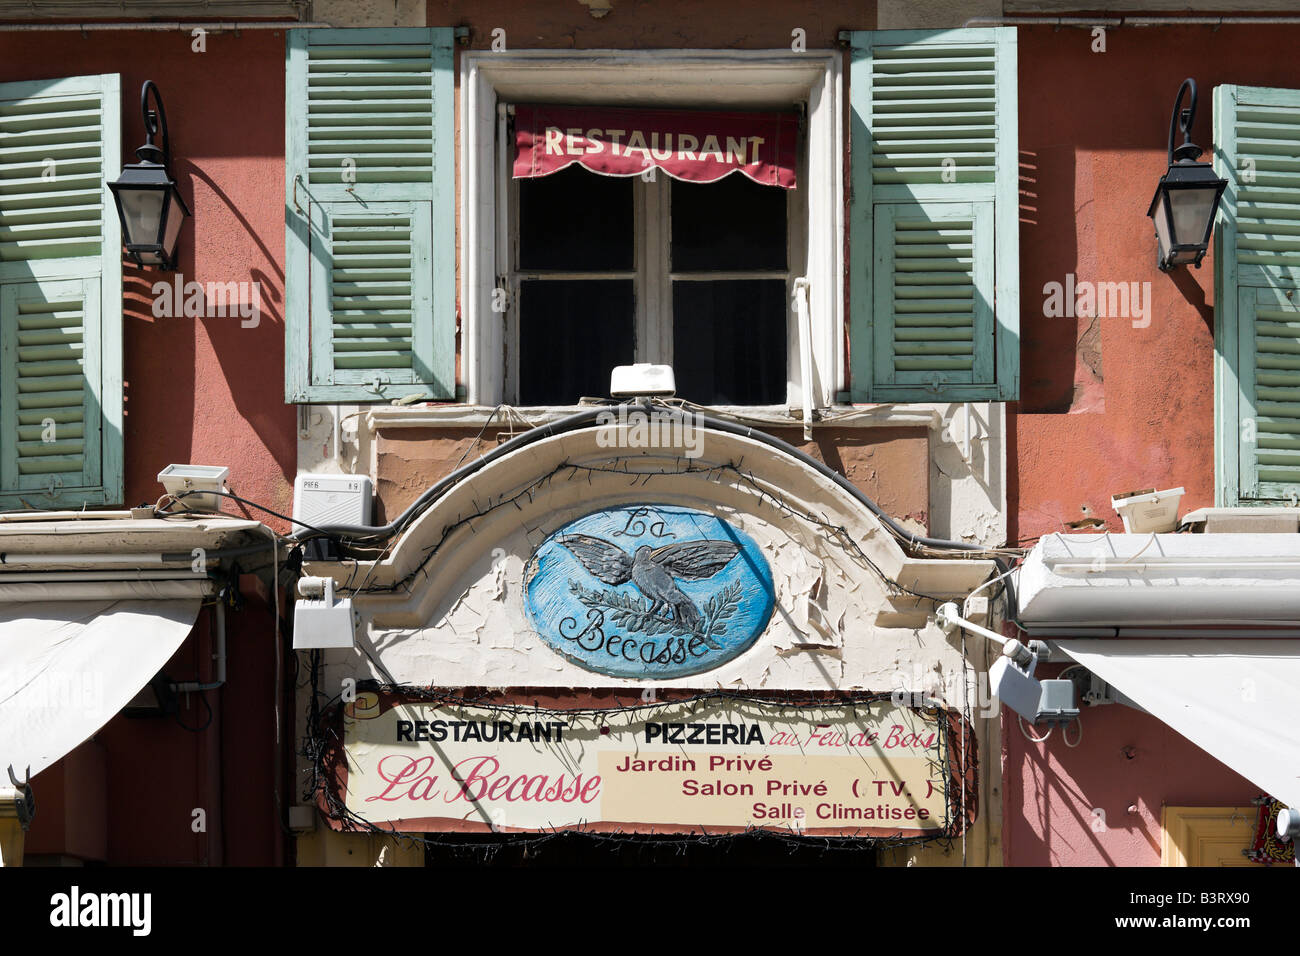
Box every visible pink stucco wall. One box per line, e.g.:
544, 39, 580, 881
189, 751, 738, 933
3, 29, 290, 865
1005, 25, 1300, 865
0, 29, 295, 526
1001, 669, 1259, 867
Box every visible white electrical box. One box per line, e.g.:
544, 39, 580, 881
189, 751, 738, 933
293, 577, 356, 650
293, 474, 372, 528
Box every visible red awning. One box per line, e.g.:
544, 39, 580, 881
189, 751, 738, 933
512, 105, 798, 189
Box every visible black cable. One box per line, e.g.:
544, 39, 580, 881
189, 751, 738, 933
161, 403, 1021, 621
172, 690, 214, 732
164, 490, 341, 539
285, 401, 1022, 618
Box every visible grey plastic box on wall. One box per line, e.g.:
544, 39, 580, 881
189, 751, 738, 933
292, 474, 373, 528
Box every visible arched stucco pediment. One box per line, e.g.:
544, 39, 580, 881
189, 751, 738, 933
309, 422, 994, 689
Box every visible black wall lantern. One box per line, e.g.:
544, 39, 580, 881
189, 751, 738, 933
108, 81, 191, 270
1146, 78, 1228, 272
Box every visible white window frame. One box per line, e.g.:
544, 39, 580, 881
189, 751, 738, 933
461, 49, 844, 411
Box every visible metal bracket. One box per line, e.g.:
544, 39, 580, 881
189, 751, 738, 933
6, 765, 34, 831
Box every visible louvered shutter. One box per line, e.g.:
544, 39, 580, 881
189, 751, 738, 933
848, 28, 1018, 402
0, 74, 121, 507
285, 27, 454, 403
0, 277, 100, 492
1214, 85, 1300, 504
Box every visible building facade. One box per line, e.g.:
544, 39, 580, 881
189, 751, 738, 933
0, 0, 1297, 868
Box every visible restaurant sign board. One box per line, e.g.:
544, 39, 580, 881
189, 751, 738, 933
328, 693, 968, 838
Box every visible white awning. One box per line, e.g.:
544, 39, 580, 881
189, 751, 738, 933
1056, 638, 1300, 808
1019, 533, 1300, 632
0, 599, 200, 780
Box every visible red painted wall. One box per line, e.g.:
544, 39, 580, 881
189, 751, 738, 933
2, 30, 290, 865
1005, 25, 1300, 865
1001, 667, 1260, 867
0, 29, 295, 522
1012, 24, 1300, 542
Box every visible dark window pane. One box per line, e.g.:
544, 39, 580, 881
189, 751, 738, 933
519, 280, 634, 404
519, 166, 634, 271
672, 280, 786, 405
671, 176, 787, 272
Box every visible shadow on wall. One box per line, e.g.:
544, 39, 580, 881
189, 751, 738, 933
185, 162, 293, 491
1018, 146, 1104, 416
124, 262, 193, 505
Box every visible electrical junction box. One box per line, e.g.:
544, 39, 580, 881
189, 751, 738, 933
293, 577, 356, 650
293, 474, 372, 528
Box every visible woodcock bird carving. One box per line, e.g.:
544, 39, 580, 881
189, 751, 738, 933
558, 534, 742, 634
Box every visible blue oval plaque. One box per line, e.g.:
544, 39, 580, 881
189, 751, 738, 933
524, 505, 775, 679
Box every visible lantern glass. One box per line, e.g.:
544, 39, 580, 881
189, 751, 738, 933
1147, 162, 1227, 270
118, 187, 165, 249
1169, 184, 1220, 251
160, 185, 184, 260
1151, 190, 1173, 264
109, 165, 190, 269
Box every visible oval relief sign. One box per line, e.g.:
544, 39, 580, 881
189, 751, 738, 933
524, 505, 775, 679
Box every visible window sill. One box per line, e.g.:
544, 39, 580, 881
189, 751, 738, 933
365, 403, 941, 432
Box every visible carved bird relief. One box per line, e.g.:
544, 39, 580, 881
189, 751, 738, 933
557, 534, 741, 631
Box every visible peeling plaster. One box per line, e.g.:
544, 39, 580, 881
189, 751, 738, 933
310, 425, 995, 695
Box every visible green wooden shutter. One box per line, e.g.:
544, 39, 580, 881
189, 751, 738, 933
0, 277, 100, 494
873, 200, 994, 390
848, 28, 1018, 403
0, 74, 121, 508
1234, 286, 1300, 499
1214, 85, 1300, 504
285, 27, 454, 403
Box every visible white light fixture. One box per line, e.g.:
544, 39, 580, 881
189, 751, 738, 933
292, 576, 356, 650
936, 602, 1079, 727
1110, 486, 1185, 534
157, 464, 229, 511
610, 363, 676, 398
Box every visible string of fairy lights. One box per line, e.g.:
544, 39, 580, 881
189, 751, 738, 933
332, 456, 984, 609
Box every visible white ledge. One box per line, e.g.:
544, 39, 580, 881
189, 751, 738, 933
365, 403, 942, 432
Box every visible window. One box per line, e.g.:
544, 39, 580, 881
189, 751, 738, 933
846, 28, 1020, 403
283, 27, 456, 404
1214, 84, 1300, 506
462, 51, 844, 410
508, 161, 799, 406
0, 73, 123, 508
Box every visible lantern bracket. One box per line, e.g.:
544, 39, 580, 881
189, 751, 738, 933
1168, 77, 1202, 166
137, 80, 170, 167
